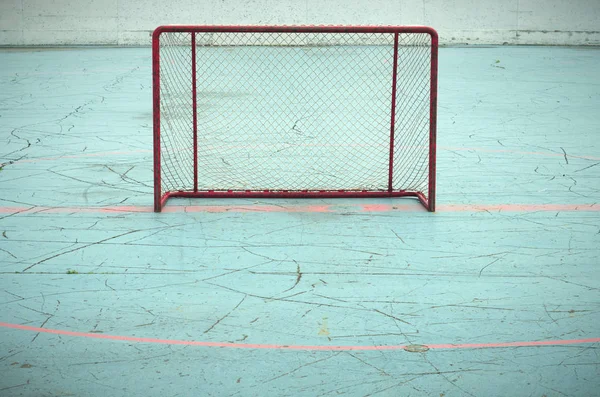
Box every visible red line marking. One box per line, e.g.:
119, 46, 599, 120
0, 203, 599, 214
1, 322, 598, 351
7, 146, 600, 165
437, 204, 600, 212
441, 146, 600, 161
15, 149, 151, 164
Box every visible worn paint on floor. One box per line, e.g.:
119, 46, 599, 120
0, 45, 599, 396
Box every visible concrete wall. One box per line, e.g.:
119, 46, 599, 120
1, 0, 599, 46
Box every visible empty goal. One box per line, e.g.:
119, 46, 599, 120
153, 25, 438, 212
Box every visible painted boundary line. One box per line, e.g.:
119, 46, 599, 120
1, 322, 598, 351
8, 147, 600, 164
0, 203, 599, 214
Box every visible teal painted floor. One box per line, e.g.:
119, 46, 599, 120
0, 45, 599, 396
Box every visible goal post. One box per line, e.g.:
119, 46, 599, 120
152, 25, 438, 212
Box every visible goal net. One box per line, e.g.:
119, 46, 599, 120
152, 26, 438, 212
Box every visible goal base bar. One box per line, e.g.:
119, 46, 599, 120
156, 191, 434, 213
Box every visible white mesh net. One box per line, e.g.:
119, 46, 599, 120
156, 30, 433, 199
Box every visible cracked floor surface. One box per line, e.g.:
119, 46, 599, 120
0, 46, 599, 396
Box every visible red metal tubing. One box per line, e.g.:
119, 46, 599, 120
160, 192, 170, 209
152, 29, 162, 212
388, 33, 399, 193
416, 192, 429, 211
163, 190, 424, 200
428, 30, 438, 212
152, 25, 438, 36
192, 33, 198, 193
159, 190, 429, 211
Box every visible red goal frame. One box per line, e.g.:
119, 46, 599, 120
153, 25, 438, 212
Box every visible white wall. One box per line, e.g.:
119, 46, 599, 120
1, 0, 599, 46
